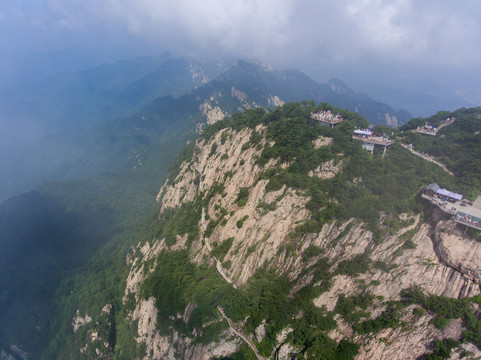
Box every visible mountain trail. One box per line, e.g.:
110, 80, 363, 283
195, 156, 237, 289
193, 152, 267, 356
401, 143, 454, 175
217, 306, 266, 360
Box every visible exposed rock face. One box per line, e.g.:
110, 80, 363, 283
158, 126, 269, 213
73, 310, 92, 333
123, 126, 481, 359
190, 64, 209, 84
0, 351, 16, 360
73, 304, 115, 358
132, 298, 176, 360
199, 101, 226, 125
433, 219, 481, 284
124, 240, 166, 303
231, 87, 248, 104
268, 95, 284, 107
130, 297, 239, 360
312, 219, 479, 314
451, 343, 481, 359
384, 113, 398, 128
310, 214, 480, 358
0, 346, 27, 360
308, 158, 343, 179
158, 125, 314, 285
356, 315, 464, 360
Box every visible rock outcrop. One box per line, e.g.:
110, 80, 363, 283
122, 123, 481, 359
433, 219, 481, 285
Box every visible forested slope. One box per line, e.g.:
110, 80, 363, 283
400, 107, 481, 196
37, 103, 481, 360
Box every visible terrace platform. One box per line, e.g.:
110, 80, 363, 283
411, 117, 455, 136
352, 132, 394, 156
310, 111, 344, 127
421, 193, 481, 231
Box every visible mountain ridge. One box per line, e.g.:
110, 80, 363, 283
0, 58, 410, 202
5, 62, 480, 359
0, 54, 231, 146
9, 102, 476, 359
217, 59, 411, 127
108, 103, 481, 359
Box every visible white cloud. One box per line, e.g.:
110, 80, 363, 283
1, 0, 481, 71
0, 0, 479, 115
46, 0, 294, 59
337, 0, 481, 65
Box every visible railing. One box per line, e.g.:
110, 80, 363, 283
352, 135, 394, 146
456, 212, 481, 230
455, 218, 481, 231
422, 193, 481, 230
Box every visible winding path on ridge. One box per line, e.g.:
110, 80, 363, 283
218, 305, 267, 360
194, 158, 237, 288
200, 207, 237, 288
400, 143, 454, 176
193, 146, 265, 358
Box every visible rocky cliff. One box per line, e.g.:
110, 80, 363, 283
74, 104, 481, 359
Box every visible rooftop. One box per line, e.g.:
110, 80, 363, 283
426, 183, 440, 193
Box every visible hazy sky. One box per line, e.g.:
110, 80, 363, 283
1, 0, 481, 108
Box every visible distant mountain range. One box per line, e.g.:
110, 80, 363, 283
217, 60, 411, 126
0, 54, 231, 145
0, 57, 412, 202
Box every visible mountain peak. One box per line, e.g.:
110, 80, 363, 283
215, 63, 411, 126
233, 59, 274, 72
327, 78, 351, 94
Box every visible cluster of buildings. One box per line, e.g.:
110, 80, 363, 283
424, 183, 463, 203
423, 183, 481, 231
352, 129, 393, 144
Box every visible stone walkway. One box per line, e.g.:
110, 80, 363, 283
401, 144, 454, 176
201, 208, 237, 289
194, 138, 241, 289
410, 117, 455, 136
193, 160, 237, 288
218, 306, 266, 360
